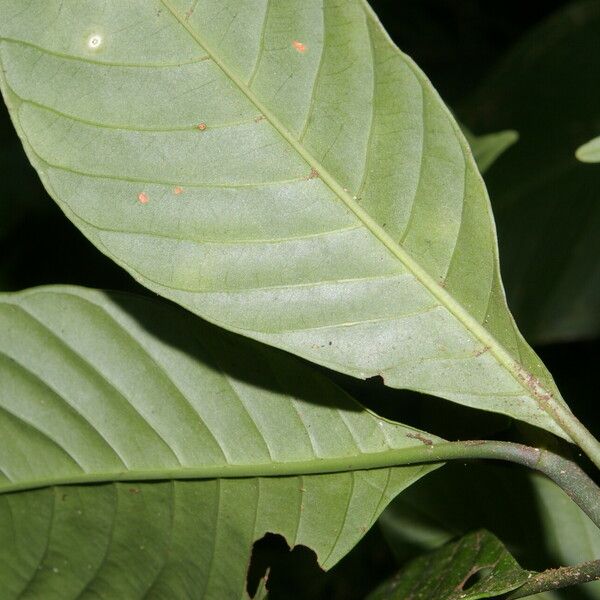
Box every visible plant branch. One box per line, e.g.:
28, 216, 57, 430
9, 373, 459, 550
507, 560, 600, 599
542, 401, 600, 474
400, 440, 600, 531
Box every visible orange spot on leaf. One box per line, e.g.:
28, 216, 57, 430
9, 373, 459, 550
197, 122, 207, 131
174, 186, 184, 195
292, 40, 307, 53
138, 192, 149, 204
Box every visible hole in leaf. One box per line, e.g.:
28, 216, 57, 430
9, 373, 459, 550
462, 566, 493, 591
246, 533, 321, 598
365, 374, 384, 385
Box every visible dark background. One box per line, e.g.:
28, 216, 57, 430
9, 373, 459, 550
1, 1, 598, 599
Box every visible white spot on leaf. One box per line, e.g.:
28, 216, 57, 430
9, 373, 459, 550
87, 34, 103, 50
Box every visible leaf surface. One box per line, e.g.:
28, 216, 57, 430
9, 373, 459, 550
0, 0, 571, 439
367, 530, 530, 600
0, 285, 440, 598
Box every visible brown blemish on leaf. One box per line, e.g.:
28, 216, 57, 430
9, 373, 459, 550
292, 40, 307, 53
173, 186, 184, 195
474, 345, 490, 357
197, 122, 207, 131
254, 114, 266, 123
137, 192, 149, 205
306, 168, 319, 180
129, 487, 140, 494
515, 364, 554, 405
406, 432, 434, 447
185, 3, 196, 20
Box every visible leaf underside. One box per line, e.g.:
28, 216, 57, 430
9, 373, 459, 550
368, 529, 531, 600
0, 286, 440, 598
0, 1, 569, 438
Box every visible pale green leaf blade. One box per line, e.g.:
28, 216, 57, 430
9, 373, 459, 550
0, 0, 571, 440
576, 136, 600, 163
0, 285, 440, 597
5, 478, 422, 600
367, 530, 531, 600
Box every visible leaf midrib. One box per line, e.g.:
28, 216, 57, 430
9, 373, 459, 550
0, 446, 439, 496
158, 0, 567, 434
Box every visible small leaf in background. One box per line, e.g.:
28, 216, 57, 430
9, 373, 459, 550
576, 136, 600, 163
462, 126, 519, 174
463, 0, 600, 344
253, 569, 270, 600
378, 462, 600, 599
367, 530, 531, 600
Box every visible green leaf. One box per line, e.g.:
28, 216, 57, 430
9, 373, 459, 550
576, 136, 600, 163
462, 126, 519, 174
0, 285, 440, 598
378, 463, 600, 599
463, 0, 600, 344
0, 1, 574, 441
367, 530, 531, 600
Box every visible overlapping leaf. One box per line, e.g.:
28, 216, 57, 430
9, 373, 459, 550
0, 286, 441, 598
0, 0, 573, 439
367, 530, 530, 600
